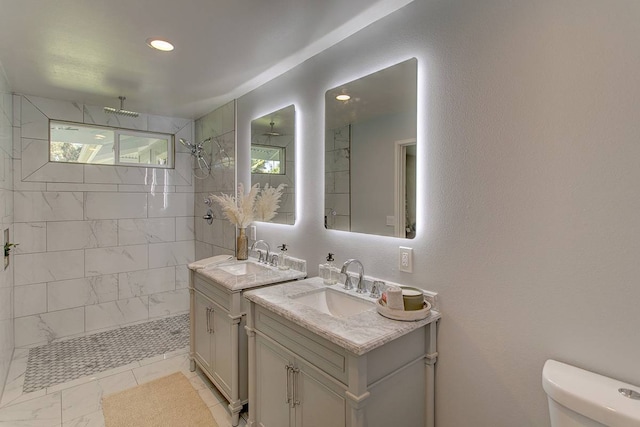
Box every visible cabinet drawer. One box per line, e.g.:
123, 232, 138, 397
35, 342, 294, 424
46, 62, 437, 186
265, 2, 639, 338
194, 275, 231, 311
255, 306, 348, 384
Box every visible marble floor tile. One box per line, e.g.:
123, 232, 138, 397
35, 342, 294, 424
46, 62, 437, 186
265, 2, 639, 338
131, 352, 194, 385
62, 410, 104, 427
0, 392, 61, 427
61, 371, 136, 423
188, 372, 226, 407
209, 401, 248, 427
0, 349, 29, 407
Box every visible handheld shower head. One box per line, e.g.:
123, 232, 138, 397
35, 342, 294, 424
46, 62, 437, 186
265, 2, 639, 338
181, 137, 212, 178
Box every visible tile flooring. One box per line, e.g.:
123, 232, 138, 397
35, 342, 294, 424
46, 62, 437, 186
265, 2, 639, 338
0, 342, 246, 427
24, 314, 189, 393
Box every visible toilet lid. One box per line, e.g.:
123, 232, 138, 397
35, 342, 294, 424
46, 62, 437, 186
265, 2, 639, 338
543, 360, 640, 426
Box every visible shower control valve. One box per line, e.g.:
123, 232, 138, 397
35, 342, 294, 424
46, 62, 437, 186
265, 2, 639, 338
203, 209, 214, 225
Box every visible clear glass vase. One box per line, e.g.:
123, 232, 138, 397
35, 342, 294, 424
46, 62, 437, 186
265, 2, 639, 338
236, 228, 248, 260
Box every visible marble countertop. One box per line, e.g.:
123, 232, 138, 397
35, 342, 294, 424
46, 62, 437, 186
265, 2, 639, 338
189, 257, 307, 292
244, 277, 441, 356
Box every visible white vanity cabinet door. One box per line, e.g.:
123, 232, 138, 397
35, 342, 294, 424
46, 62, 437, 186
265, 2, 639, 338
194, 292, 213, 370
254, 335, 347, 427
211, 307, 233, 395
191, 272, 252, 427
255, 336, 294, 427
295, 359, 347, 427
193, 289, 233, 396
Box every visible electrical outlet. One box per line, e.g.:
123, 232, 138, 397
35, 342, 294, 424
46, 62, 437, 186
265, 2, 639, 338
399, 246, 413, 273
250, 226, 257, 241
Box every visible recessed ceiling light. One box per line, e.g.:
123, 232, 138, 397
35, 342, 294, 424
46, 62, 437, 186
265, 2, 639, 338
336, 94, 351, 101
146, 38, 174, 52
94, 134, 105, 140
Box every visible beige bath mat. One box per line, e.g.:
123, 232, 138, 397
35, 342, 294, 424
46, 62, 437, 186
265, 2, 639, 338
102, 372, 219, 427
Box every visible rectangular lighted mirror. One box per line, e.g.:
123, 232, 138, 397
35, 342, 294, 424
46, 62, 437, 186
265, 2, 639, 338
251, 105, 296, 225
325, 58, 417, 238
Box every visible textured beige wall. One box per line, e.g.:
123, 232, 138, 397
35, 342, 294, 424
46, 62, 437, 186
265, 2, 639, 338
237, 1, 640, 425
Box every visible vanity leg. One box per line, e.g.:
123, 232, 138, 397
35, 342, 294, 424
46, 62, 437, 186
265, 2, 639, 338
231, 410, 240, 427
228, 399, 244, 427
189, 283, 197, 373
425, 320, 439, 427
246, 305, 257, 426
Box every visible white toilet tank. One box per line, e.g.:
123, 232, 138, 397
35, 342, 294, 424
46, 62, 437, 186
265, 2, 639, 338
542, 360, 640, 427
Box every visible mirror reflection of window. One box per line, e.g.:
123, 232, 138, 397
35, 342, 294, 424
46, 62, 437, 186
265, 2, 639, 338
250, 105, 296, 225
324, 58, 417, 239
251, 145, 285, 175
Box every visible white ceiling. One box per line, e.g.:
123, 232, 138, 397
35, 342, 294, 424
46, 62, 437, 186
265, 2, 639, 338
0, 0, 412, 119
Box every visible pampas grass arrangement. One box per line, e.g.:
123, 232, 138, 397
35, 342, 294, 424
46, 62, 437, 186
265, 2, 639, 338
209, 183, 286, 228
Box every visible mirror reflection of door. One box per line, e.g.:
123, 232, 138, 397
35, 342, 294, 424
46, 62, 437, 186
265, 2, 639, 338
395, 140, 416, 238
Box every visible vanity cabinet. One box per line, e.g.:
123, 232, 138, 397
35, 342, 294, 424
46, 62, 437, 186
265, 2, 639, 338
190, 257, 307, 427
245, 279, 440, 427
190, 272, 249, 427
254, 334, 346, 427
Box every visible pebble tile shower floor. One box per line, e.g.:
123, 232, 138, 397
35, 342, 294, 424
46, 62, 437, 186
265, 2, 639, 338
23, 313, 189, 393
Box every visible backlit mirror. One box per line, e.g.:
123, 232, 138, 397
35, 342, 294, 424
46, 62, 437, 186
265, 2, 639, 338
325, 58, 417, 238
251, 105, 296, 225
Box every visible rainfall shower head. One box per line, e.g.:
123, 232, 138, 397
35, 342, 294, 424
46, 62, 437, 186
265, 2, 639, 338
263, 121, 281, 136
104, 96, 139, 118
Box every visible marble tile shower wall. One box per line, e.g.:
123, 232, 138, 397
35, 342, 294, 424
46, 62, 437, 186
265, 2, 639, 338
0, 72, 14, 392
12, 94, 195, 348
194, 101, 237, 261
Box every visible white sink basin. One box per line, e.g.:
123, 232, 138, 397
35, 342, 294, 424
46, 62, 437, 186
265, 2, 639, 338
291, 288, 374, 317
217, 261, 272, 276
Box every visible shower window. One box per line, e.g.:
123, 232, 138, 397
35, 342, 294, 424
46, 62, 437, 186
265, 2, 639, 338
49, 121, 173, 168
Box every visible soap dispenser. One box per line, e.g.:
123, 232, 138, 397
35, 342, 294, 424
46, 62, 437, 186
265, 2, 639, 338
277, 244, 290, 270
323, 253, 337, 285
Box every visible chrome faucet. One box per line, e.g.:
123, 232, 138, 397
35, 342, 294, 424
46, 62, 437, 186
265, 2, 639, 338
250, 240, 270, 264
340, 259, 365, 293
